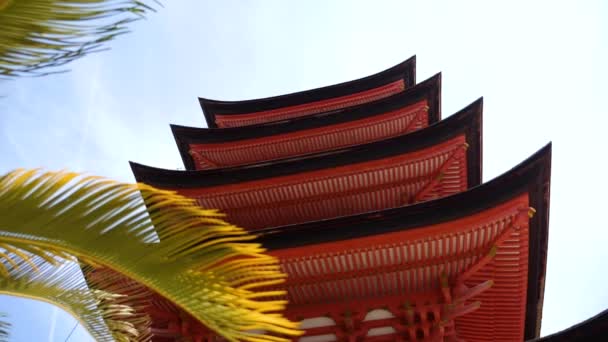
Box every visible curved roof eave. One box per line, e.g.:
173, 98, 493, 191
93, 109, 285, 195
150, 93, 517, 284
173, 72, 441, 170
133, 96, 481, 189
198, 56, 416, 127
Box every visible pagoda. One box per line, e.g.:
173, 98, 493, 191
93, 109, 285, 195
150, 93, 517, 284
127, 56, 570, 341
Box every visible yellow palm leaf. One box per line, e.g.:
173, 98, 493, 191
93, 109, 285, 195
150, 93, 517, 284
0, 256, 151, 341
0, 169, 302, 341
0, 0, 158, 78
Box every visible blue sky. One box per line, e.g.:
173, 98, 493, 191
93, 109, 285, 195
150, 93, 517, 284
1, 1, 607, 340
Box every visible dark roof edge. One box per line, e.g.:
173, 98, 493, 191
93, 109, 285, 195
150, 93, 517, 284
174, 72, 441, 170
528, 309, 608, 341
467, 96, 482, 188
171, 126, 197, 171
134, 96, 481, 188
199, 56, 416, 127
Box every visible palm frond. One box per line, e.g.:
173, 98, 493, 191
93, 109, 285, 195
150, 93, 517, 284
0, 0, 159, 78
0, 169, 302, 341
0, 256, 150, 341
0, 313, 9, 342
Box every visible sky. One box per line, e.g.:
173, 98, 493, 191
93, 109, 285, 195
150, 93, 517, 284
1, 0, 607, 340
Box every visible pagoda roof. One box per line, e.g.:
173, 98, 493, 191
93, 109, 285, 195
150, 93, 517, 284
257, 143, 551, 341
131, 98, 481, 229
174, 73, 441, 170
199, 56, 416, 128
134, 97, 480, 189
530, 309, 608, 341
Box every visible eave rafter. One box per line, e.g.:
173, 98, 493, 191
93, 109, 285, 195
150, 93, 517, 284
272, 206, 535, 341
407, 142, 469, 204
188, 104, 431, 171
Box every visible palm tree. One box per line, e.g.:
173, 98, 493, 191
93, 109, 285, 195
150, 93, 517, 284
0, 169, 302, 341
0, 0, 158, 78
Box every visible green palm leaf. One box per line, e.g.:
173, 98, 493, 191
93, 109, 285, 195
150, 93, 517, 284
0, 0, 158, 78
0, 169, 302, 341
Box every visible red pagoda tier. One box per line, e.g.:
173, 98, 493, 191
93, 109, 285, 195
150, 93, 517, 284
132, 98, 481, 230
256, 144, 551, 342
174, 73, 440, 170
199, 56, 416, 128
